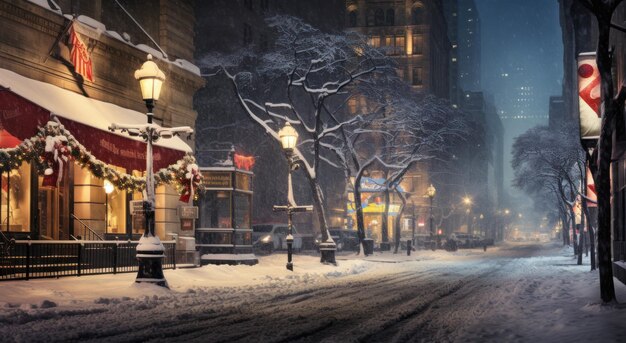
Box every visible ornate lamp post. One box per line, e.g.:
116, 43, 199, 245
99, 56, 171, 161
104, 180, 114, 230
411, 201, 416, 251
274, 122, 312, 271
426, 184, 436, 250
109, 54, 193, 288
463, 196, 472, 234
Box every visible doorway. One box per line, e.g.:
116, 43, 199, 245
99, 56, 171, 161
38, 164, 71, 240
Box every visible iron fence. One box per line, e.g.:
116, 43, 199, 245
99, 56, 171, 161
0, 240, 176, 281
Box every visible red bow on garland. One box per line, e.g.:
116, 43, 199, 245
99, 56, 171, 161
179, 163, 200, 203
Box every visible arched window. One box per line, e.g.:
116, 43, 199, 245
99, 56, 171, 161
349, 10, 358, 27
366, 9, 375, 26
386, 8, 395, 26
374, 8, 384, 26
412, 6, 424, 25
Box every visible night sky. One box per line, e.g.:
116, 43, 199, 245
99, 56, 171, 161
475, 0, 563, 196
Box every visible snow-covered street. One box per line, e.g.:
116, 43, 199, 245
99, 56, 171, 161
1, 242, 625, 342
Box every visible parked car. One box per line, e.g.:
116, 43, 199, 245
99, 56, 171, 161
315, 228, 360, 252
449, 232, 474, 248
252, 224, 303, 253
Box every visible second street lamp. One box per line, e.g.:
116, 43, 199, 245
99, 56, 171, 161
426, 184, 436, 250
274, 122, 312, 271
463, 196, 472, 234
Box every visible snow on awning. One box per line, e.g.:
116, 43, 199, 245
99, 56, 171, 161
358, 177, 406, 193
0, 69, 192, 171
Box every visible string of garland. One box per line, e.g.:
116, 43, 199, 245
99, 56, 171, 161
0, 119, 203, 199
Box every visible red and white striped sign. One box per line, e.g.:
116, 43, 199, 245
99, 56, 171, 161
578, 52, 600, 140
69, 23, 94, 82
586, 166, 597, 207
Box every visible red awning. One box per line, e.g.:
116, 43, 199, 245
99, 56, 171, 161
0, 69, 193, 171
0, 129, 21, 149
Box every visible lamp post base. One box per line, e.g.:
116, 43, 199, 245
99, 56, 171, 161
319, 242, 337, 265
135, 235, 169, 288
287, 240, 294, 271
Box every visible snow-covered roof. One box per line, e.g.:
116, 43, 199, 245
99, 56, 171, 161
0, 68, 192, 153
25, 0, 200, 76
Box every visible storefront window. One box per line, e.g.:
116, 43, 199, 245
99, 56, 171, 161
0, 162, 31, 233
199, 191, 232, 228
131, 170, 144, 235
105, 185, 125, 234
104, 167, 127, 235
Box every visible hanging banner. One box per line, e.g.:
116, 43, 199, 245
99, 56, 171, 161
577, 52, 601, 141
586, 166, 597, 207
69, 22, 94, 82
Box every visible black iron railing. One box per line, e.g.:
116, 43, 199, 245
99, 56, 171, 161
0, 240, 176, 281
71, 214, 104, 241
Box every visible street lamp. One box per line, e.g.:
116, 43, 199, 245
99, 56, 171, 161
411, 201, 416, 251
426, 184, 436, 250
279, 122, 297, 271
463, 196, 472, 234
274, 122, 313, 271
104, 180, 114, 230
109, 54, 193, 288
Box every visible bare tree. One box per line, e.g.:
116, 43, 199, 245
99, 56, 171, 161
330, 85, 470, 254
512, 125, 585, 254
203, 15, 394, 263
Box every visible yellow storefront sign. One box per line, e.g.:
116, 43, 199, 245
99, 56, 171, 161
347, 202, 401, 214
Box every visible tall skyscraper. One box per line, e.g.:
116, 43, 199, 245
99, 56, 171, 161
457, 0, 481, 91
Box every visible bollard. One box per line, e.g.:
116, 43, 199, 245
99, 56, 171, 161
407, 240, 412, 256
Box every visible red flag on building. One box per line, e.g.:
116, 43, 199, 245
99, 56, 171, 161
234, 153, 255, 171
69, 23, 94, 82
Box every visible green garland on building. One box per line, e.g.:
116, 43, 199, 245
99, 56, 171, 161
0, 119, 203, 199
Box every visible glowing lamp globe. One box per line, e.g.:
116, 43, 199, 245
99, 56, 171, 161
426, 184, 436, 198
104, 180, 114, 194
135, 54, 166, 103
278, 122, 298, 151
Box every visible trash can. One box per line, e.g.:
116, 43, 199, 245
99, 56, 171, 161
363, 238, 374, 256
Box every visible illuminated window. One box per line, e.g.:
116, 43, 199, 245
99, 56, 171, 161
369, 36, 381, 48
348, 97, 357, 114
395, 36, 405, 55
1, 162, 31, 235
385, 35, 394, 55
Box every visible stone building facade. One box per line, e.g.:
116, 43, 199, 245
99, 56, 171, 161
345, 0, 451, 99
0, 0, 204, 241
